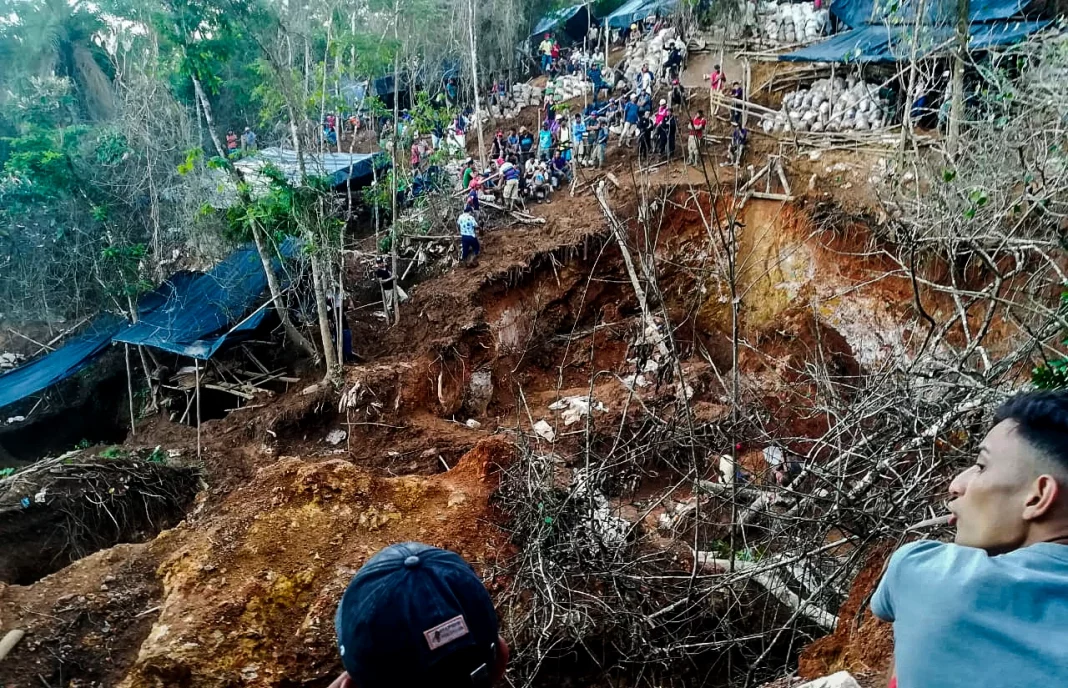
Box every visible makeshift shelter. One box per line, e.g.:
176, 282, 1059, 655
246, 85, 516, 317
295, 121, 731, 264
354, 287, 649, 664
606, 0, 679, 28
0, 317, 125, 411
113, 239, 300, 361
780, 18, 1050, 62
234, 148, 389, 191
829, 0, 1032, 28
531, 3, 594, 41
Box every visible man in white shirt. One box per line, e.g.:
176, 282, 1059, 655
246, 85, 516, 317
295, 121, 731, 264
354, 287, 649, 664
458, 210, 480, 267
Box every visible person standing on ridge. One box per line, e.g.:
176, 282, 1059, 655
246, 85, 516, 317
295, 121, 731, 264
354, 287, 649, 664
872, 391, 1068, 688
687, 110, 706, 166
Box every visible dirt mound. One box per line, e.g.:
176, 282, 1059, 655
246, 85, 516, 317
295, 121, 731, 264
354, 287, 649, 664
798, 544, 894, 680
0, 450, 198, 585
113, 437, 513, 687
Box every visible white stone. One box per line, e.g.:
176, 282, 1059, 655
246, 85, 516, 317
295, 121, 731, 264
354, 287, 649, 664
325, 429, 347, 446
796, 671, 862, 688
533, 419, 556, 442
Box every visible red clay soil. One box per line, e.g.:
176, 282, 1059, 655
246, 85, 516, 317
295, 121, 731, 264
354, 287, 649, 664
798, 542, 895, 681
0, 437, 515, 688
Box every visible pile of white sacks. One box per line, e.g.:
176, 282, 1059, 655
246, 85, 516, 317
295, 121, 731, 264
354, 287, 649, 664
761, 76, 891, 133
753, 0, 830, 44
617, 27, 686, 90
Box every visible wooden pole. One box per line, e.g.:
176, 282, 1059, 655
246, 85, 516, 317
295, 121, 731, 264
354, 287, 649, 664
125, 344, 136, 437
467, 0, 488, 171
195, 359, 202, 459
947, 0, 969, 157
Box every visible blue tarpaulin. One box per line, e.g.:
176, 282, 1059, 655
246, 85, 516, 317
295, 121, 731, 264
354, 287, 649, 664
0, 316, 125, 410
531, 3, 591, 37
780, 19, 1049, 62
606, 0, 680, 27
113, 238, 300, 360
830, 0, 1032, 29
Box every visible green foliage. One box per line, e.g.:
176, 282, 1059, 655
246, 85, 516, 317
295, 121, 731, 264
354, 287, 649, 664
76, 438, 91, 450
224, 164, 342, 247
148, 446, 168, 464
99, 446, 128, 459
0, 467, 15, 478
1032, 289, 1068, 390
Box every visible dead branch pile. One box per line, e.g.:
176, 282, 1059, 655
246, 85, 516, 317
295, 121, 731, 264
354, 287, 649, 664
495, 35, 1068, 688
0, 450, 200, 583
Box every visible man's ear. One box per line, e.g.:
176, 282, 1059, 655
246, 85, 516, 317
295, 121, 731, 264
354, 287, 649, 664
1022, 474, 1061, 521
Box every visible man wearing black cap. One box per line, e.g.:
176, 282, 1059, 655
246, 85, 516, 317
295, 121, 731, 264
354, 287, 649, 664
331, 542, 510, 688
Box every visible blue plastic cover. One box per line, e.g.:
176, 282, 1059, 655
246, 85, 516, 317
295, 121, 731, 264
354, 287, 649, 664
606, 0, 680, 27
830, 0, 1032, 28
606, 0, 650, 27
780, 19, 1049, 62
0, 316, 125, 410
113, 238, 301, 360
531, 4, 587, 36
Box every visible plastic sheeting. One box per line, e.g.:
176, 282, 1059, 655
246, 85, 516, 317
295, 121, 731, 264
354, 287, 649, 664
113, 238, 301, 360
606, 0, 680, 28
531, 3, 592, 38
830, 0, 1032, 29
780, 19, 1049, 62
0, 316, 125, 410
234, 147, 388, 189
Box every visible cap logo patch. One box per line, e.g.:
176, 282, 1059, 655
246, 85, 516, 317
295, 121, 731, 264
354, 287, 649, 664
424, 615, 469, 650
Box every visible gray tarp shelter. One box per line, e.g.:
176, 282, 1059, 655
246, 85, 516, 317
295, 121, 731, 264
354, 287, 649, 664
234, 147, 388, 190
780, 19, 1050, 62
0, 317, 125, 410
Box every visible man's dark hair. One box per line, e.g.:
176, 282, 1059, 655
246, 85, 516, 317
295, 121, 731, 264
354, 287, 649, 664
994, 391, 1068, 474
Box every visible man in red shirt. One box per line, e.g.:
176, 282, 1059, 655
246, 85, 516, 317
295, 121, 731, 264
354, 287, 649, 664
687, 111, 706, 166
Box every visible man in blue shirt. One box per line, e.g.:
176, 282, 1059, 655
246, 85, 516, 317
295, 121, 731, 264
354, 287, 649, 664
537, 124, 553, 162
872, 391, 1068, 688
571, 117, 587, 164
621, 95, 640, 147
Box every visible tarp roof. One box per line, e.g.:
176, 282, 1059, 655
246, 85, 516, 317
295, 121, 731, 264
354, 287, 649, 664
234, 147, 388, 189
830, 0, 1032, 28
780, 19, 1050, 62
0, 317, 125, 410
606, 0, 679, 27
531, 3, 591, 37
113, 238, 301, 360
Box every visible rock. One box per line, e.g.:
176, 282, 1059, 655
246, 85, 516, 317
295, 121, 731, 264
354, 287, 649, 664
465, 419, 481, 429
797, 672, 862, 688
533, 419, 556, 442
325, 429, 347, 446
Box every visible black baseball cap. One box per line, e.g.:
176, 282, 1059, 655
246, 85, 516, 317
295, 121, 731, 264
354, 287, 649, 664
335, 542, 499, 688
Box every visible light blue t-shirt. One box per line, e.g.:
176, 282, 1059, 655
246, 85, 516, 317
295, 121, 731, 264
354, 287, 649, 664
872, 540, 1068, 688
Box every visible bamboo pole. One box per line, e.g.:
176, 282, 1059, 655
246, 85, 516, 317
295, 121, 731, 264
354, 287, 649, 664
195, 359, 202, 460
125, 344, 136, 437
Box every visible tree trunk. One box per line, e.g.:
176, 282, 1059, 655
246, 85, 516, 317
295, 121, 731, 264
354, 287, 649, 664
251, 221, 319, 361
947, 0, 969, 157
191, 77, 227, 159
311, 249, 340, 378
467, 0, 487, 170
390, 1, 402, 326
